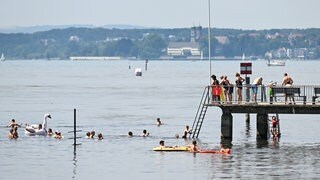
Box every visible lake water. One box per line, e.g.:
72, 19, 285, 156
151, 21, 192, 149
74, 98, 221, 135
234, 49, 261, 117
1, 60, 320, 179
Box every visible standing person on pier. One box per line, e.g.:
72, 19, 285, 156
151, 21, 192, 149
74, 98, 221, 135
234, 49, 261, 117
235, 73, 245, 104
252, 77, 263, 103
211, 75, 220, 104
282, 73, 295, 104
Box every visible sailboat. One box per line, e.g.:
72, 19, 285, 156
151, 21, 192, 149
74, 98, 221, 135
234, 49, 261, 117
0, 53, 5, 61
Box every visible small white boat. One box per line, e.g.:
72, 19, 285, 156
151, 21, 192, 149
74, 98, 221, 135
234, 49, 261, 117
135, 68, 142, 76
0, 53, 5, 61
267, 60, 285, 66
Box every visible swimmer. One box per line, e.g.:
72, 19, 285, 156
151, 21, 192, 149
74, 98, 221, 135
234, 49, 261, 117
48, 128, 54, 136
189, 140, 200, 152
8, 119, 21, 129
128, 131, 133, 137
98, 133, 103, 140
90, 131, 95, 138
142, 129, 150, 137
156, 118, 162, 126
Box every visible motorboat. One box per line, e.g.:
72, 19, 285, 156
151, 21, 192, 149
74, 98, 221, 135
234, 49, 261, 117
267, 59, 285, 66
135, 68, 142, 76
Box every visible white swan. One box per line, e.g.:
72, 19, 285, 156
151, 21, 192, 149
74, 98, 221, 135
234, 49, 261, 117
25, 114, 51, 136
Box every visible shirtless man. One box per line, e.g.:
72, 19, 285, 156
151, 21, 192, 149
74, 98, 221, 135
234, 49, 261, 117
282, 73, 293, 86
282, 73, 295, 104
189, 140, 200, 152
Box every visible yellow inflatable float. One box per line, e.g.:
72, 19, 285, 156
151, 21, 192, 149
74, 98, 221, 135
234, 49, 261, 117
153, 146, 190, 151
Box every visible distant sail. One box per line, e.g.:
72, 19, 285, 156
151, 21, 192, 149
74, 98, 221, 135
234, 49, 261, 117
0, 53, 5, 61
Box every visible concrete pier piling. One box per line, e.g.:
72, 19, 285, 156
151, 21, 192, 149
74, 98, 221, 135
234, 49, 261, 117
256, 113, 269, 140
221, 113, 233, 142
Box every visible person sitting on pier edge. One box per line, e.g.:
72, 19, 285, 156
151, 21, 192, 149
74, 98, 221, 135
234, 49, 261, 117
235, 73, 245, 104
211, 74, 220, 104
142, 129, 149, 137
282, 73, 295, 104
189, 140, 200, 152
156, 118, 162, 126
182, 125, 192, 138
252, 77, 263, 103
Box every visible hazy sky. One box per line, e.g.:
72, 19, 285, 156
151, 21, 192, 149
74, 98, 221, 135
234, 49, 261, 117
1, 0, 319, 30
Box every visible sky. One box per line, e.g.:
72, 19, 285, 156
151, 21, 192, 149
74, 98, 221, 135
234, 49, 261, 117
1, 0, 320, 30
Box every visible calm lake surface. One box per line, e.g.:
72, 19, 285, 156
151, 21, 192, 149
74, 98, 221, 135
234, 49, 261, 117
1, 60, 320, 179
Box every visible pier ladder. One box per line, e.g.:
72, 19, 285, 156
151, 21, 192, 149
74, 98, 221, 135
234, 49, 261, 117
190, 86, 210, 138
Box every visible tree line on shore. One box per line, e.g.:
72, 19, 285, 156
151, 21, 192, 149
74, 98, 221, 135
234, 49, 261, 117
0, 27, 320, 60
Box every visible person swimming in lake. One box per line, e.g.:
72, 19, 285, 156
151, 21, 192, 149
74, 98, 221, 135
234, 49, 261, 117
98, 133, 103, 140
86, 131, 91, 138
128, 131, 133, 137
156, 118, 162, 126
48, 128, 53, 136
54, 131, 62, 139
219, 145, 231, 154
8, 119, 21, 129
90, 131, 95, 138
189, 140, 200, 152
142, 129, 149, 137
159, 140, 165, 147
182, 125, 192, 138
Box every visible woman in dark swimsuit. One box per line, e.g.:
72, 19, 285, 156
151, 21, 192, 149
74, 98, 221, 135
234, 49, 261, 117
235, 73, 245, 104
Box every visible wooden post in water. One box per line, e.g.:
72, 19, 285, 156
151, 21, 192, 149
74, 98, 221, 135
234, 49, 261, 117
73, 108, 76, 146
68, 108, 81, 147
145, 59, 148, 71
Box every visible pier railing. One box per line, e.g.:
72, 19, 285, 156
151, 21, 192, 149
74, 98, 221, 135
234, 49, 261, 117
206, 85, 320, 105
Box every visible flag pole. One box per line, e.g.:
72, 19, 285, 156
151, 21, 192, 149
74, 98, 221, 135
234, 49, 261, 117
208, 0, 212, 85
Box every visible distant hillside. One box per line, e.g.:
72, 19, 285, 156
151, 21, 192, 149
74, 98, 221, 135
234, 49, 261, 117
0, 24, 149, 33
0, 27, 320, 60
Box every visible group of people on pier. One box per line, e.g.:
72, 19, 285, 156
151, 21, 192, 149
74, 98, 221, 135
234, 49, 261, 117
211, 72, 295, 104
